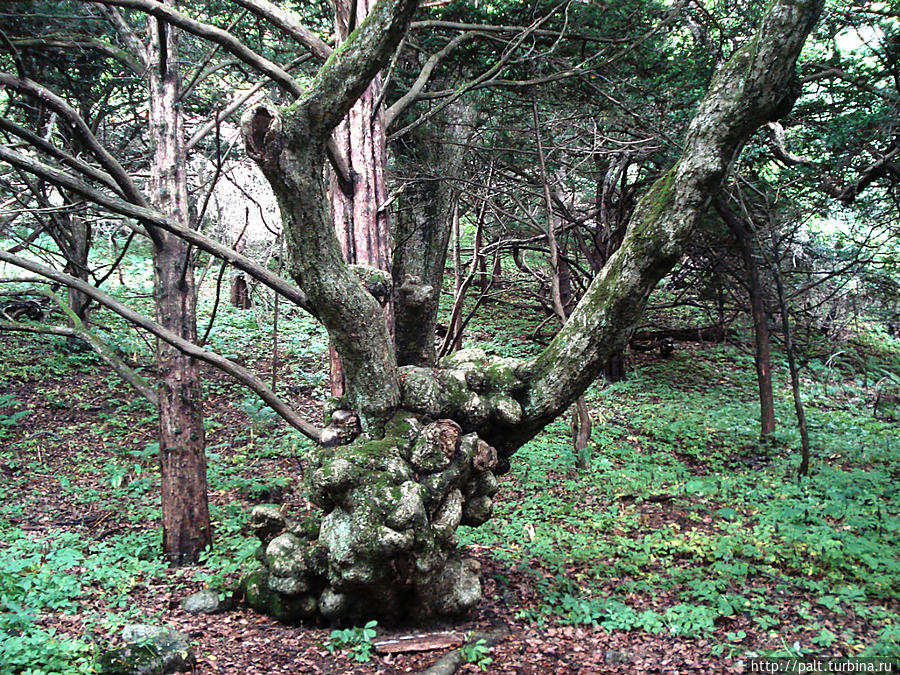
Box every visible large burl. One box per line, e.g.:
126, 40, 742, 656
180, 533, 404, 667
241, 413, 499, 624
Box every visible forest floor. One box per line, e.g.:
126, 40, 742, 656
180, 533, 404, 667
1, 309, 899, 674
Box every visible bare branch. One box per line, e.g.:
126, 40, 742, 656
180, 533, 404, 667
94, 3, 149, 69
0, 144, 316, 316
0, 116, 123, 195
232, 0, 332, 61
89, 0, 303, 98
11, 38, 143, 74
0, 250, 323, 441
767, 121, 811, 165
0, 73, 148, 208
384, 31, 478, 127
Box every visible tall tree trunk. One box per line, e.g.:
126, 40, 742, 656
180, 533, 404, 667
769, 233, 811, 477
62, 214, 92, 322
148, 13, 211, 564
328, 0, 393, 394
393, 103, 474, 366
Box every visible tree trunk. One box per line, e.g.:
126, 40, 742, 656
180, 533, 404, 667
230, 273, 251, 309
393, 103, 474, 366
241, 0, 823, 625
62, 214, 92, 322
769, 233, 811, 477
148, 13, 211, 564
716, 197, 776, 436
327, 0, 393, 394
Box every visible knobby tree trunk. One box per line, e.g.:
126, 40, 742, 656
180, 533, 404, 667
148, 14, 211, 564
240, 0, 823, 624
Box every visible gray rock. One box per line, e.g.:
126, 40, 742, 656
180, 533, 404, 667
268, 573, 310, 595
265, 533, 306, 577
248, 505, 287, 544
100, 625, 193, 674
180, 589, 222, 615
318, 587, 350, 620
461, 495, 493, 526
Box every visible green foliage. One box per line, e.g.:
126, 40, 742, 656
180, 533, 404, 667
461, 338, 900, 653
461, 637, 493, 671
0, 393, 30, 440
324, 620, 378, 663
0, 527, 167, 673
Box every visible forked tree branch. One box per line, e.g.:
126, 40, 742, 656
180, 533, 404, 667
231, 0, 332, 60
484, 0, 826, 453
88, 0, 304, 97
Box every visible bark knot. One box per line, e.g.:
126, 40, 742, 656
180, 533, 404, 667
241, 104, 282, 165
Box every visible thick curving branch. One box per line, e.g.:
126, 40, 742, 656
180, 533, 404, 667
0, 73, 148, 209
0, 250, 323, 441
494, 0, 827, 453
231, 0, 332, 61
241, 104, 399, 431
239, 0, 421, 429
297, 0, 418, 134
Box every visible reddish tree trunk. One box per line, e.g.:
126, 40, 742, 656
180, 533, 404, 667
230, 273, 251, 309
328, 0, 393, 396
148, 13, 211, 563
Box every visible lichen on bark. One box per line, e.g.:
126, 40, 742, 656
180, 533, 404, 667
242, 414, 499, 623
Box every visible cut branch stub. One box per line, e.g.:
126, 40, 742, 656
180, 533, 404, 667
241, 414, 499, 623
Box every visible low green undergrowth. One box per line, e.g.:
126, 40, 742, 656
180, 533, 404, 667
461, 341, 900, 657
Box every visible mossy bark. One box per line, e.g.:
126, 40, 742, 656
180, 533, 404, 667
243, 415, 498, 623
392, 102, 475, 366
239, 0, 824, 624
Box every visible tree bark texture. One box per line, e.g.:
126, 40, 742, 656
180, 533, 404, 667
716, 197, 776, 436
148, 13, 211, 564
241, 0, 824, 624
393, 103, 474, 366
327, 0, 394, 396
241, 0, 417, 431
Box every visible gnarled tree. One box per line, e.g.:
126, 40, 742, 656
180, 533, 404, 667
0, 0, 824, 623
237, 0, 824, 623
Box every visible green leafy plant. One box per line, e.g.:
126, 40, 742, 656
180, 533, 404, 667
461, 637, 493, 671
0, 394, 29, 440
324, 619, 378, 662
